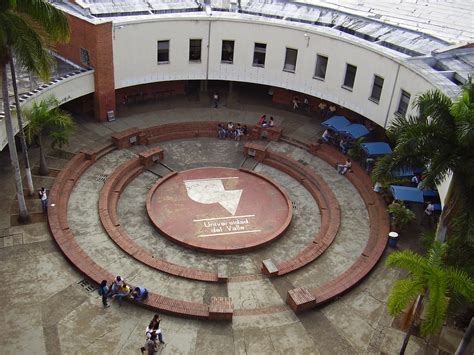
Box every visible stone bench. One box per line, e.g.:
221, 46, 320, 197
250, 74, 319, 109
243, 142, 268, 162
138, 146, 164, 168
262, 259, 278, 277
111, 127, 141, 149
209, 297, 234, 321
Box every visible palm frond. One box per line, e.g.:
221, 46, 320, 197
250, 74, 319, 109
2, 11, 50, 78
414, 89, 453, 127
427, 241, 448, 268
15, 0, 70, 43
421, 270, 449, 336
445, 267, 474, 302
387, 278, 425, 316
386, 250, 429, 275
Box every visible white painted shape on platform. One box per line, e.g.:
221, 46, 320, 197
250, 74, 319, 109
184, 178, 242, 215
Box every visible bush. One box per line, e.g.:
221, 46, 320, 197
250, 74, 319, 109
388, 200, 416, 231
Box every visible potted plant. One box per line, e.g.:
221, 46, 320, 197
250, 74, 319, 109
387, 201, 416, 247
388, 200, 416, 231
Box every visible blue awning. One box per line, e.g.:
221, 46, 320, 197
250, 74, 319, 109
339, 124, 369, 139
390, 186, 424, 203
321, 116, 351, 131
361, 142, 392, 156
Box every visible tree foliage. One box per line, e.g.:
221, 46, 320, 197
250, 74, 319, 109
373, 81, 474, 246
24, 96, 75, 175
386, 241, 474, 336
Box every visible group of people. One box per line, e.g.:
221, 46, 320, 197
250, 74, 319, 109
257, 114, 275, 128
291, 96, 310, 112
98, 276, 148, 308
141, 314, 166, 354
217, 122, 249, 140
322, 129, 353, 156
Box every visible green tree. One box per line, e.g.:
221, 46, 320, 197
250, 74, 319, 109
373, 81, 474, 247
386, 242, 474, 354
24, 96, 75, 175
0, 0, 70, 221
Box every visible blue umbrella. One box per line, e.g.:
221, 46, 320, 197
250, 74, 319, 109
321, 116, 351, 131
361, 142, 392, 156
339, 124, 369, 139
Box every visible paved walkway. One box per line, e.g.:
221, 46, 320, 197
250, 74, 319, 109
0, 94, 460, 354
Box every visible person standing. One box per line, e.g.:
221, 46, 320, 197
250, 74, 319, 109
98, 280, 110, 308
38, 187, 48, 213
213, 92, 219, 108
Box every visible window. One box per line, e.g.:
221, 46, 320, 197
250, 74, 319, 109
253, 43, 266, 67
189, 39, 201, 61
343, 64, 357, 89
369, 75, 384, 103
157, 40, 170, 63
314, 55, 328, 80
80, 48, 90, 66
397, 90, 411, 117
283, 48, 298, 72
221, 40, 234, 63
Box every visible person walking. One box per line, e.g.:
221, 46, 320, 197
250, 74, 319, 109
98, 280, 110, 308
38, 187, 48, 213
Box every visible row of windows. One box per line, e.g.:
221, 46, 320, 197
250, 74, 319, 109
156, 39, 411, 116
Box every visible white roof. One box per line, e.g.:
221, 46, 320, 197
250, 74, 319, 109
70, 0, 474, 45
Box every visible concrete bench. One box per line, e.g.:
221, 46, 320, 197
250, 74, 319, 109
243, 142, 268, 162
209, 297, 233, 321
111, 127, 140, 149
217, 264, 228, 283
287, 287, 317, 312
262, 259, 278, 277
139, 146, 164, 168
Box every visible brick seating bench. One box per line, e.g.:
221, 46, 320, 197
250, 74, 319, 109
99, 157, 220, 283
111, 127, 141, 149
286, 143, 389, 312
138, 146, 164, 168
48, 146, 228, 320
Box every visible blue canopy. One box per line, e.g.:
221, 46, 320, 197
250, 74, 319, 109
361, 142, 392, 156
339, 124, 369, 139
390, 186, 424, 203
321, 116, 351, 131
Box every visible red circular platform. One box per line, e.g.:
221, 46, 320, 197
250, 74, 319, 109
146, 167, 292, 253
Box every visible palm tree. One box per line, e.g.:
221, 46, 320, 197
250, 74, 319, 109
0, 0, 70, 221
373, 81, 474, 246
9, 50, 34, 196
24, 96, 75, 175
386, 242, 474, 354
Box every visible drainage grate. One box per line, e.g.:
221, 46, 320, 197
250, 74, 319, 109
96, 174, 108, 183
77, 279, 96, 293
0, 232, 23, 248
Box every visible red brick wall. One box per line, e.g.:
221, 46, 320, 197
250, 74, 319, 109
56, 15, 115, 122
